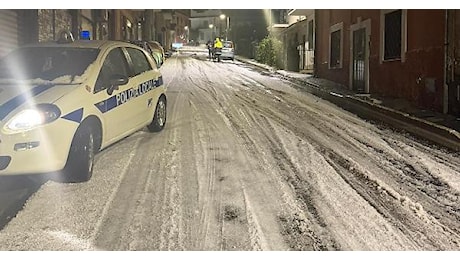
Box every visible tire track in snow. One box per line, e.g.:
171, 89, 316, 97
189, 97, 223, 250
91, 137, 144, 249
231, 81, 460, 249
183, 62, 282, 250
208, 85, 319, 250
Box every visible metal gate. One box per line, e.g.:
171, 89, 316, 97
352, 28, 366, 92
298, 43, 314, 72
0, 10, 18, 58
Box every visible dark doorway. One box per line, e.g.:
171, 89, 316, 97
352, 28, 366, 93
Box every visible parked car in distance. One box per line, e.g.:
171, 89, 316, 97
171, 42, 183, 51
221, 40, 235, 61
128, 40, 164, 68
0, 31, 167, 183
164, 50, 172, 58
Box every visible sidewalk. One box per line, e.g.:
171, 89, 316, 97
235, 56, 460, 151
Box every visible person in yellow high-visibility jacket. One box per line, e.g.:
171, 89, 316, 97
213, 37, 223, 61
214, 37, 223, 49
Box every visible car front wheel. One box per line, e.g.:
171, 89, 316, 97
61, 125, 95, 183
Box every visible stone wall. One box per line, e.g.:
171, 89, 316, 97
38, 9, 72, 42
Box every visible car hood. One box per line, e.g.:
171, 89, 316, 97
0, 82, 78, 121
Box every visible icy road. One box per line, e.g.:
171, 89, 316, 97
0, 49, 459, 251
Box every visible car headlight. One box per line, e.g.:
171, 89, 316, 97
5, 104, 61, 132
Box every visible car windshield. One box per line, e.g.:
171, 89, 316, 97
0, 47, 100, 82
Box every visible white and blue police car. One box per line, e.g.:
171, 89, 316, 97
0, 32, 167, 182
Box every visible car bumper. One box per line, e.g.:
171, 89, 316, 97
0, 122, 77, 175
221, 52, 234, 59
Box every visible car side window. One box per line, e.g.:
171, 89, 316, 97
125, 47, 152, 77
95, 48, 129, 93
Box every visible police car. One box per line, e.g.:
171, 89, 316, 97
0, 31, 167, 183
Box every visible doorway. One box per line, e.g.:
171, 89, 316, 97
352, 28, 366, 92
349, 19, 370, 94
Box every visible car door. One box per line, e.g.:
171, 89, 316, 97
93, 47, 140, 143
123, 47, 160, 126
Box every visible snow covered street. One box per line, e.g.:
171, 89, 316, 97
0, 49, 459, 250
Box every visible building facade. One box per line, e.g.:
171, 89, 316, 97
0, 9, 190, 56
190, 9, 222, 44
265, 9, 315, 72
315, 9, 450, 114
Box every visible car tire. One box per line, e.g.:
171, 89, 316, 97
62, 124, 95, 183
148, 95, 167, 132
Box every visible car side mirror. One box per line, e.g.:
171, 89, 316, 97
107, 74, 128, 95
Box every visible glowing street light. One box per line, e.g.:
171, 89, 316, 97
209, 24, 215, 39
219, 14, 230, 40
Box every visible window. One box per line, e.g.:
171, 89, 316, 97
329, 23, 343, 69
125, 47, 152, 77
330, 31, 341, 66
95, 48, 128, 93
307, 20, 314, 50
384, 10, 402, 60
380, 9, 407, 62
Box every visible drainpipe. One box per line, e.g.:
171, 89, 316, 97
52, 10, 56, 40
313, 10, 318, 77
443, 9, 449, 114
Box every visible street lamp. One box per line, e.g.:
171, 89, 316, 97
209, 24, 214, 40
219, 14, 230, 41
